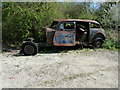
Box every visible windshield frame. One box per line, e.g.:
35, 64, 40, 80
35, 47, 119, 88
50, 21, 59, 29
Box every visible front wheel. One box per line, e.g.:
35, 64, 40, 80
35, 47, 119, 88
92, 39, 103, 48
21, 42, 38, 55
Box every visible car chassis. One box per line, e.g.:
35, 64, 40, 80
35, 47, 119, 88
21, 19, 106, 55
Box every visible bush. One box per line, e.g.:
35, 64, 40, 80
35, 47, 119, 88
2, 2, 65, 47
103, 39, 118, 49
103, 29, 119, 49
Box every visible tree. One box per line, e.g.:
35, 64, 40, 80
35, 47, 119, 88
2, 2, 65, 45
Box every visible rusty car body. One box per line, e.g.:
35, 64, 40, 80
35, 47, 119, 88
21, 19, 106, 55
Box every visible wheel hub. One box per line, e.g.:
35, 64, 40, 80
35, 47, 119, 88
24, 45, 34, 55
96, 41, 102, 48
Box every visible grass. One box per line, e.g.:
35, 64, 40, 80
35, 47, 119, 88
102, 29, 119, 50
103, 39, 119, 50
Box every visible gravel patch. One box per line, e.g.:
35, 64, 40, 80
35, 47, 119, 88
1, 49, 118, 88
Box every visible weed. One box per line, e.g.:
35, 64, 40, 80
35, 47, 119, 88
103, 29, 119, 50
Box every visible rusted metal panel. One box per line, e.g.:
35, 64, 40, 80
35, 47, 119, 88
53, 31, 75, 46
89, 28, 106, 43
46, 28, 55, 45
55, 19, 100, 24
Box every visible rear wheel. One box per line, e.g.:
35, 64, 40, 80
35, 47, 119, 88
22, 42, 38, 55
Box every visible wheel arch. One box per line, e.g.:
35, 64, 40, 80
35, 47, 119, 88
90, 32, 106, 43
21, 41, 38, 55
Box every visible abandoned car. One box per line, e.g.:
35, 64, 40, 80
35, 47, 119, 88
21, 19, 106, 55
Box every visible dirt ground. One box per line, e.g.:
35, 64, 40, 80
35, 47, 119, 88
1, 49, 118, 88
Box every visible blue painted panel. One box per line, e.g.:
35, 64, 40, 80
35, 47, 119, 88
53, 31, 75, 45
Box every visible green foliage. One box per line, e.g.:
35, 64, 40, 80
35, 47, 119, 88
62, 2, 96, 20
103, 39, 117, 50
103, 30, 119, 49
94, 2, 118, 29
2, 2, 65, 46
2, 2, 119, 49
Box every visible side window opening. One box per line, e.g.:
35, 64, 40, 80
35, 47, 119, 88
90, 23, 100, 28
76, 22, 89, 42
59, 23, 64, 29
76, 22, 89, 31
64, 23, 74, 29
59, 22, 75, 31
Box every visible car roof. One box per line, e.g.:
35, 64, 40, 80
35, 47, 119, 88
55, 19, 100, 24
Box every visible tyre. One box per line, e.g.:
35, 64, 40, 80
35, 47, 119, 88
21, 42, 38, 55
92, 39, 103, 48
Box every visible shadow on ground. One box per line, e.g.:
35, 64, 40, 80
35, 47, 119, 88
8, 45, 93, 57
38, 45, 88, 53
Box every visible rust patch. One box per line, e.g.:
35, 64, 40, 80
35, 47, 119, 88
55, 19, 100, 24
53, 31, 76, 46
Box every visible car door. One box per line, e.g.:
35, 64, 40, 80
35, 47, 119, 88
53, 22, 76, 46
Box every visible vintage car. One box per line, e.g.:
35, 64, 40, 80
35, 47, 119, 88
21, 19, 106, 55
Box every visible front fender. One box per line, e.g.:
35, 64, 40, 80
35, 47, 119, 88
90, 32, 106, 43
91, 37, 104, 43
